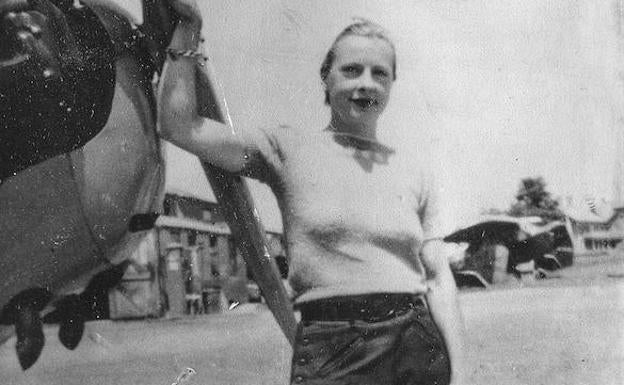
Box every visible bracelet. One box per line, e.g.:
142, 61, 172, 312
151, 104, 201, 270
166, 47, 209, 66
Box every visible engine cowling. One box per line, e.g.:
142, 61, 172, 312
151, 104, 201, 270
0, 0, 115, 179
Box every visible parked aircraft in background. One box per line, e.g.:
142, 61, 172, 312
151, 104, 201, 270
445, 216, 572, 287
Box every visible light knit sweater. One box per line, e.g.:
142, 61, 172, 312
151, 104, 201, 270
241, 125, 451, 304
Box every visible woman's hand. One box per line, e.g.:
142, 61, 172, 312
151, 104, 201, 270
166, 0, 203, 50
167, 0, 202, 29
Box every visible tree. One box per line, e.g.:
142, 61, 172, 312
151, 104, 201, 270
507, 177, 564, 221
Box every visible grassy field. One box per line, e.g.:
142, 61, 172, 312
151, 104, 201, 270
0, 253, 622, 385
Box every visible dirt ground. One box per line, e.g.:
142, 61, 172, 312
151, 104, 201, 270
0, 253, 622, 385
460, 251, 624, 384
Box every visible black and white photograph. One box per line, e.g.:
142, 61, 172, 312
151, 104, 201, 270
0, 0, 622, 384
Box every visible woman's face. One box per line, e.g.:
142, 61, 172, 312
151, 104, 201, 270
324, 35, 395, 126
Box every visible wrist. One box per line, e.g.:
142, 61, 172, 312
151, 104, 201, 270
177, 18, 203, 35
170, 22, 203, 51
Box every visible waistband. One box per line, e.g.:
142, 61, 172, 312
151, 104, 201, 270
296, 293, 426, 323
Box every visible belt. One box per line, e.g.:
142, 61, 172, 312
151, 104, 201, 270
297, 293, 426, 323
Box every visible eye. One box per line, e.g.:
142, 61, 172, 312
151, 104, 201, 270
341, 64, 361, 77
373, 68, 390, 79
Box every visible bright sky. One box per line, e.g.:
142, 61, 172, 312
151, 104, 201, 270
164, 0, 623, 229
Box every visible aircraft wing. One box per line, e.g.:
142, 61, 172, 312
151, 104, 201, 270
444, 220, 522, 247
445, 217, 563, 269
445, 217, 564, 245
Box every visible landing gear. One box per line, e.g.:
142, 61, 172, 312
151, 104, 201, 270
0, 288, 52, 370
0, 261, 131, 370
44, 260, 131, 351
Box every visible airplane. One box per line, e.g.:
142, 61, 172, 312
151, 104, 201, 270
0, 0, 294, 371
444, 215, 572, 285
0, 0, 173, 370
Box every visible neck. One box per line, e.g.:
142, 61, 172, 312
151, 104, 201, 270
325, 117, 395, 156
329, 114, 377, 140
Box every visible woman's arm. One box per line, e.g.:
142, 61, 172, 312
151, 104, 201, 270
420, 240, 468, 385
158, 0, 252, 173
416, 167, 468, 384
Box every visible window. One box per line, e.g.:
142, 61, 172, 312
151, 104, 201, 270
228, 240, 239, 275
169, 230, 181, 244
163, 196, 175, 216
188, 231, 197, 246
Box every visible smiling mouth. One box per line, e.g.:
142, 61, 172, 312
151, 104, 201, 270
351, 98, 377, 109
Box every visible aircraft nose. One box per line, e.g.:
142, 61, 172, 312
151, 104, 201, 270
0, 0, 30, 15
0, 6, 63, 84
0, 12, 22, 61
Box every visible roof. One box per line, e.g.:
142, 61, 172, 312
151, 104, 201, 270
560, 200, 615, 223
163, 142, 283, 233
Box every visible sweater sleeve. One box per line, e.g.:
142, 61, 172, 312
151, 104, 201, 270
416, 167, 455, 242
238, 124, 289, 185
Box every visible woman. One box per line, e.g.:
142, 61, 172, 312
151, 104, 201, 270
160, 1, 467, 384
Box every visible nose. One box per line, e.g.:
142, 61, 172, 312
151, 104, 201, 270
355, 68, 380, 93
